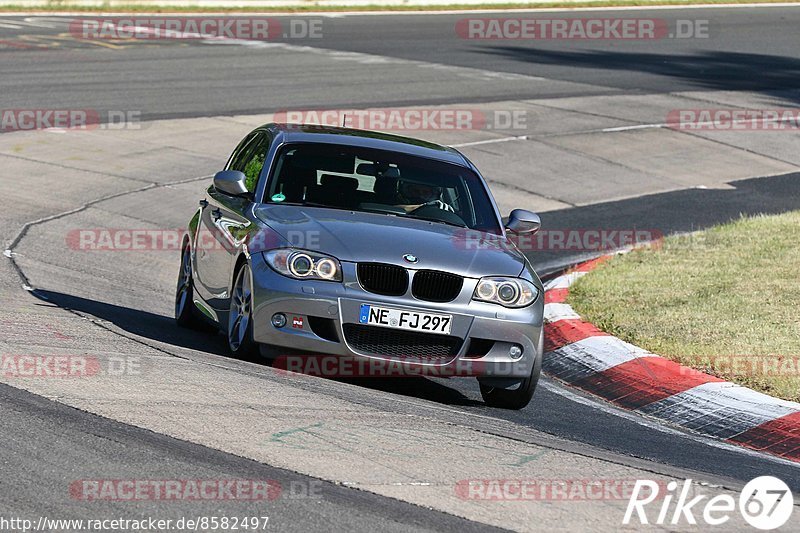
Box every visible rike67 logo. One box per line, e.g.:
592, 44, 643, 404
624, 476, 793, 529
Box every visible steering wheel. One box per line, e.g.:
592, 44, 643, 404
407, 204, 466, 226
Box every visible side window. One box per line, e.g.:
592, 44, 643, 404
227, 131, 272, 193
226, 133, 256, 172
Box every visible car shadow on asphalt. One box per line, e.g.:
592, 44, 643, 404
478, 48, 800, 100
32, 290, 232, 357
29, 289, 481, 407
330, 376, 484, 407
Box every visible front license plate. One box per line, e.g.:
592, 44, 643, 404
359, 304, 452, 335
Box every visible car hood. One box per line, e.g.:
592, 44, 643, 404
254, 205, 526, 278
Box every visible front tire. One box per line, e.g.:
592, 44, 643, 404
228, 263, 257, 357
175, 245, 204, 329
479, 351, 542, 410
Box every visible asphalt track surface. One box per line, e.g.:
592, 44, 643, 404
0, 8, 798, 120
0, 382, 505, 532
1, 6, 800, 531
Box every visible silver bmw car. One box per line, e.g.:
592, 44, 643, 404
176, 123, 544, 409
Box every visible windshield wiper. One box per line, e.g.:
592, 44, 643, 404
399, 213, 468, 228
271, 201, 352, 211
358, 208, 401, 216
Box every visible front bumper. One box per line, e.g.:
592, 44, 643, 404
250, 258, 543, 379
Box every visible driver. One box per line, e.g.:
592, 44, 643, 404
395, 178, 455, 213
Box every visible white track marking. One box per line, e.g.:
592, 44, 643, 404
543, 302, 582, 322
451, 135, 528, 148
544, 271, 587, 291
599, 114, 800, 134
20, 17, 64, 28
548, 335, 657, 374
0, 17, 62, 28
639, 381, 800, 437
601, 123, 665, 132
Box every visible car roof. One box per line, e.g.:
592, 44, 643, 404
265, 123, 470, 167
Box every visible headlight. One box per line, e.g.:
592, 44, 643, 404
264, 249, 342, 282
473, 277, 539, 308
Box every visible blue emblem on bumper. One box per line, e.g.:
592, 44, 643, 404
359, 304, 371, 324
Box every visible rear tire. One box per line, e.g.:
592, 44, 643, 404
479, 351, 542, 410
228, 262, 258, 358
175, 245, 204, 329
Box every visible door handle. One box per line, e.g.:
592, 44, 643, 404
199, 199, 208, 208
212, 208, 222, 221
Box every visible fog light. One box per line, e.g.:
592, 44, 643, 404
271, 313, 287, 328
509, 345, 523, 360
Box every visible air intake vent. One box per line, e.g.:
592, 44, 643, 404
343, 324, 462, 361
308, 317, 339, 343
412, 270, 464, 303
357, 263, 408, 296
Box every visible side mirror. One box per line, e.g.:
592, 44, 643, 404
505, 209, 541, 235
213, 170, 249, 197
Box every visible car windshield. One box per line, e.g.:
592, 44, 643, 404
264, 142, 502, 233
